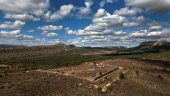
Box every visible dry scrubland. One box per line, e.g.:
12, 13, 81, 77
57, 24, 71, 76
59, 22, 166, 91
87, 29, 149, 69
0, 41, 170, 96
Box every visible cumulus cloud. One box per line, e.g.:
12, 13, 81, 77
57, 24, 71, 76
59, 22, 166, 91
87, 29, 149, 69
75, 29, 113, 36
41, 31, 58, 37
123, 16, 145, 27
67, 26, 170, 46
0, 20, 25, 29
66, 30, 77, 35
149, 26, 163, 32
75, 0, 93, 19
125, 0, 170, 13
147, 20, 169, 27
49, 39, 60, 44
114, 7, 143, 16
37, 25, 63, 31
4, 14, 40, 21
67, 38, 82, 44
44, 4, 74, 22
113, 30, 127, 35
0, 0, 49, 17
123, 22, 140, 27
99, 0, 118, 7
65, 27, 69, 30
10, 30, 21, 35
94, 9, 107, 18
47, 33, 58, 37
147, 31, 162, 36
27, 30, 34, 33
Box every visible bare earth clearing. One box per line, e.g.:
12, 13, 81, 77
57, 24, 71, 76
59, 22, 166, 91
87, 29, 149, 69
0, 59, 170, 96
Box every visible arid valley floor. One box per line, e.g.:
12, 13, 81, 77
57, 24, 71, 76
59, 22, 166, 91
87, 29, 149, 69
0, 41, 170, 96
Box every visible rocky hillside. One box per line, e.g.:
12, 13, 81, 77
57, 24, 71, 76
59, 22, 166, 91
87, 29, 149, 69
0, 44, 84, 61
139, 40, 170, 47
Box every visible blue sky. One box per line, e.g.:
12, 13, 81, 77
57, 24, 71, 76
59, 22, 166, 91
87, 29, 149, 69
0, 0, 170, 47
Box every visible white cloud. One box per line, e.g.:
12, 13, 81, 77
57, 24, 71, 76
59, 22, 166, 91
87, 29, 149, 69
130, 30, 148, 38
4, 14, 40, 21
147, 31, 162, 36
41, 31, 58, 37
123, 16, 145, 27
65, 27, 69, 30
125, 0, 170, 13
10, 30, 21, 35
67, 38, 82, 44
0, 20, 25, 29
114, 30, 127, 35
123, 22, 140, 27
85, 0, 93, 8
99, 0, 118, 7
75, 0, 93, 19
71, 13, 127, 36
76, 29, 113, 36
27, 30, 34, 33
66, 30, 77, 35
94, 9, 107, 18
114, 7, 143, 16
47, 33, 59, 37
0, 0, 50, 17
0, 30, 22, 39
0, 30, 60, 46
49, 39, 60, 44
44, 4, 74, 22
37, 25, 63, 31
99, 1, 106, 8
147, 20, 169, 27
149, 26, 163, 32
41, 31, 48, 36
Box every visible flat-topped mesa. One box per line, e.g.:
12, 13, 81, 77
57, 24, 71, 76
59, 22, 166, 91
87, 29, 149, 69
139, 40, 169, 47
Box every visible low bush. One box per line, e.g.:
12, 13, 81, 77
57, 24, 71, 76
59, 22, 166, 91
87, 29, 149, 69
99, 72, 102, 75
0, 86, 5, 89
119, 72, 125, 79
135, 70, 139, 75
158, 75, 163, 79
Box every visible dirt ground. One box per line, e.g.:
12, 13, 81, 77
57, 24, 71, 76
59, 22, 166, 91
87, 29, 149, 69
0, 59, 170, 96
37, 59, 119, 81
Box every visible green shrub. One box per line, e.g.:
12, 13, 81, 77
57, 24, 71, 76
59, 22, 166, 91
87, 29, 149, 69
0, 86, 5, 89
15, 85, 25, 90
72, 72, 75, 74
99, 72, 102, 75
8, 86, 11, 88
158, 75, 163, 79
135, 70, 139, 75
98, 87, 102, 91
119, 72, 125, 79
163, 68, 166, 71
31, 67, 37, 70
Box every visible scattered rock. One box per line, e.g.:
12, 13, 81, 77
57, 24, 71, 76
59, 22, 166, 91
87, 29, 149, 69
119, 67, 124, 69
106, 82, 112, 87
102, 86, 107, 92
26, 71, 29, 73
78, 83, 82, 86
93, 85, 98, 89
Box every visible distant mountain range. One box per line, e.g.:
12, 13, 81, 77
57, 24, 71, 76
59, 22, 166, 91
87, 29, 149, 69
0, 40, 169, 50
0, 44, 26, 49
